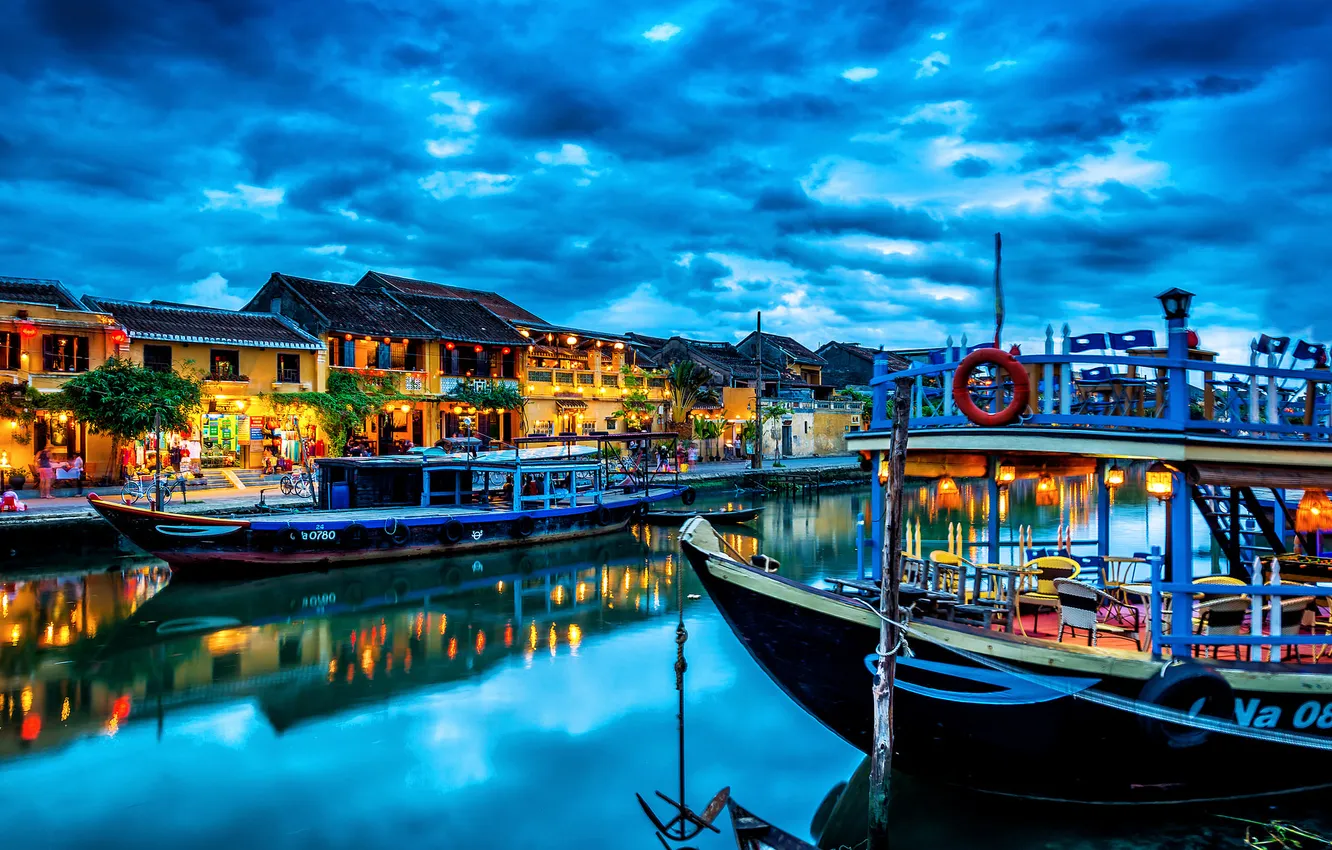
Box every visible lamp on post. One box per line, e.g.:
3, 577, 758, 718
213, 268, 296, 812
1156, 288, 1194, 321
994, 460, 1016, 488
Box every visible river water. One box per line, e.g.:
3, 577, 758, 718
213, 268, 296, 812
0, 477, 1319, 849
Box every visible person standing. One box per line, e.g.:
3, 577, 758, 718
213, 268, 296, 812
36, 447, 53, 499
70, 452, 84, 495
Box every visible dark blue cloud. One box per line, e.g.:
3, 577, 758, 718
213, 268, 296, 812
0, 0, 1330, 354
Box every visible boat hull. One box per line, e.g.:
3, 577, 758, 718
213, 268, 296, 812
90, 489, 683, 575
645, 507, 764, 525
681, 520, 1332, 805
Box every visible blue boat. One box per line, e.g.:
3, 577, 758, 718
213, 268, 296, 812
90, 433, 694, 573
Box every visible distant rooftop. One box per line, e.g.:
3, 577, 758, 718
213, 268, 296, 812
359, 271, 546, 325
81, 296, 322, 349
0, 276, 84, 311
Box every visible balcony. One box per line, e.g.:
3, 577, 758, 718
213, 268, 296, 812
204, 372, 250, 385
441, 376, 520, 395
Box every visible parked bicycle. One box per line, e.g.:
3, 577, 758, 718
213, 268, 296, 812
280, 468, 315, 498
120, 473, 178, 506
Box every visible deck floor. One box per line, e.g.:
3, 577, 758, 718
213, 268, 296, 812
254, 489, 669, 524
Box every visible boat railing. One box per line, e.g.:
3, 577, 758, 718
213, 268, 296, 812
869, 351, 1332, 443
1150, 559, 1332, 660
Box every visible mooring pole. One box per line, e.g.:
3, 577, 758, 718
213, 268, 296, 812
752, 311, 762, 469
153, 410, 163, 511
868, 376, 913, 848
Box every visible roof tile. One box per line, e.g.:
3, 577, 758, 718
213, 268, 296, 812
81, 297, 322, 349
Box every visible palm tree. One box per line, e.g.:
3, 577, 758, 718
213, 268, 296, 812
665, 360, 717, 439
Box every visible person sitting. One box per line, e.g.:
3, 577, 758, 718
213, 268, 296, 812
262, 450, 278, 475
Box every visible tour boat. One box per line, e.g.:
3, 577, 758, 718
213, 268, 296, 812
684, 290, 1332, 804
90, 433, 692, 572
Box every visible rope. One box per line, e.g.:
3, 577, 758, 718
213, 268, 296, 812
892, 617, 1332, 752
855, 599, 913, 658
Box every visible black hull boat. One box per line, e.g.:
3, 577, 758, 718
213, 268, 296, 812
729, 799, 817, 850
89, 489, 681, 574
644, 506, 764, 525
681, 518, 1332, 805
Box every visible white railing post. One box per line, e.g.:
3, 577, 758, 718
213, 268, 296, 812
1058, 324, 1072, 415
1267, 557, 1282, 662
1042, 324, 1055, 415
1250, 555, 1264, 662
942, 335, 955, 417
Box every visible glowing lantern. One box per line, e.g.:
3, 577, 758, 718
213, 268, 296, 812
109, 329, 128, 345
1296, 489, 1332, 533
1144, 461, 1174, 501
937, 475, 958, 496
614, 342, 624, 350
474, 345, 484, 353
566, 335, 578, 346
502, 347, 511, 355
344, 333, 353, 341
58, 412, 69, 423
878, 458, 890, 486
20, 715, 40, 741
518, 329, 530, 337
1036, 471, 1058, 507
18, 322, 36, 339
446, 342, 455, 350
1104, 463, 1126, 489
995, 461, 1016, 487
399, 404, 410, 413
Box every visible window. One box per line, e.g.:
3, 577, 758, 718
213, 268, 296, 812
0, 332, 19, 371
209, 349, 241, 380
601, 373, 618, 387
143, 345, 173, 373
277, 353, 301, 383
577, 372, 595, 385
532, 420, 554, 436
555, 371, 574, 385
604, 417, 619, 431
528, 369, 553, 383
41, 335, 89, 373
375, 342, 392, 369
624, 375, 642, 388
647, 377, 666, 389
580, 421, 596, 435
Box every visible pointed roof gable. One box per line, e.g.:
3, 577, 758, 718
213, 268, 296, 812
271, 273, 437, 338
358, 271, 546, 325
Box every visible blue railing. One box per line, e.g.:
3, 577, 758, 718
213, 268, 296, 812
869, 350, 1332, 442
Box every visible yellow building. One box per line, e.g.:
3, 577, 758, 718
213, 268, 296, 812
82, 297, 326, 471
0, 276, 123, 482
512, 323, 668, 436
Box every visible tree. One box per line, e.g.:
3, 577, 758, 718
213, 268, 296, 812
59, 358, 204, 481
665, 360, 718, 439
265, 370, 402, 456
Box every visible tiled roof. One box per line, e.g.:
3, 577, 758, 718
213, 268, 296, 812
359, 271, 546, 325
0, 276, 84, 310
384, 293, 530, 346
660, 337, 797, 382
276, 274, 437, 338
81, 297, 323, 349
739, 331, 826, 366
819, 341, 911, 371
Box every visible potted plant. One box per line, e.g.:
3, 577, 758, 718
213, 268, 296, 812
6, 467, 25, 491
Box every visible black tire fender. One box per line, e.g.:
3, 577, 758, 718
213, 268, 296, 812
343, 580, 365, 606
385, 519, 410, 547
342, 523, 367, 550
514, 514, 536, 538
681, 487, 697, 506
441, 519, 465, 544
595, 505, 613, 526
1137, 661, 1235, 749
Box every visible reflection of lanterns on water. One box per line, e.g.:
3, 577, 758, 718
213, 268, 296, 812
528, 621, 538, 651
61, 698, 70, 722
548, 624, 558, 656
504, 624, 514, 647
552, 585, 566, 605
439, 613, 448, 635
447, 637, 459, 659
1144, 461, 1174, 501
475, 630, 486, 654
1035, 472, 1058, 507
21, 715, 40, 741
21, 685, 33, 712
998, 488, 1010, 523
568, 624, 582, 649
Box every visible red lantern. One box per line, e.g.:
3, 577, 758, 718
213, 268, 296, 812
474, 345, 484, 353
112, 695, 132, 722
18, 322, 36, 339
109, 329, 128, 345
1186, 329, 1200, 349
502, 347, 511, 355
20, 714, 40, 741
344, 333, 352, 341
445, 342, 455, 350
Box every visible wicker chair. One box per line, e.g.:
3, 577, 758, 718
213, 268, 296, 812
1019, 556, 1081, 633
1280, 596, 1316, 662
1196, 595, 1251, 660
1054, 579, 1141, 650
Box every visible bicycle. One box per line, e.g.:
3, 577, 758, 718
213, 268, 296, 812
120, 473, 177, 506
280, 468, 315, 498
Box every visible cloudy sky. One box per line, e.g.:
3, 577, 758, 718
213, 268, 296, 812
2, 0, 1330, 358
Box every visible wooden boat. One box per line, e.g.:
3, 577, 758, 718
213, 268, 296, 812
729, 799, 817, 850
644, 506, 764, 525
684, 516, 1332, 804
90, 433, 690, 573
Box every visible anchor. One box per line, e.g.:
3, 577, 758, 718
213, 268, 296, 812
636, 552, 729, 848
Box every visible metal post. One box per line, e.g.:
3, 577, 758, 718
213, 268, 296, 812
153, 410, 163, 511
1096, 458, 1110, 562
987, 456, 1000, 566
868, 377, 912, 849
752, 312, 762, 469
1168, 470, 1192, 654
1165, 312, 1189, 424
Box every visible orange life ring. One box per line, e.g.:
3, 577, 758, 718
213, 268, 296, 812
952, 349, 1031, 427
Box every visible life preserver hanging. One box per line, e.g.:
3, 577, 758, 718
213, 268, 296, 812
952, 349, 1031, 427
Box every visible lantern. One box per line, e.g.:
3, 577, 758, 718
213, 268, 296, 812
527, 384, 535, 392
1296, 490, 1332, 533
877, 458, 889, 486
344, 333, 352, 341
400, 404, 410, 413
1144, 461, 1174, 501
938, 474, 958, 496
502, 347, 511, 355
446, 342, 455, 350
58, 412, 69, 423
1156, 288, 1194, 321
0, 451, 8, 468
995, 461, 1016, 487
566, 335, 578, 346
1104, 463, 1126, 489
401, 339, 409, 345
937, 474, 962, 510
1035, 471, 1058, 507
595, 341, 603, 348
109, 329, 128, 345
474, 345, 484, 353
18, 322, 36, 339
383, 337, 391, 344
614, 342, 624, 350
518, 329, 530, 337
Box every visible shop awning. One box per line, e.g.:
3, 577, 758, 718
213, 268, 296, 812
556, 399, 588, 411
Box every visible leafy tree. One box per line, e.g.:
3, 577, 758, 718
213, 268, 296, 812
265, 370, 402, 456
664, 360, 718, 439
59, 357, 204, 481
0, 384, 47, 446
446, 380, 525, 413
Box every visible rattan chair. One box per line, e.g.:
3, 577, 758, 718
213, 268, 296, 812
1018, 556, 1081, 633
1054, 579, 1141, 650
